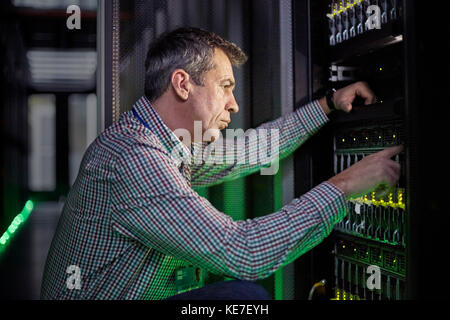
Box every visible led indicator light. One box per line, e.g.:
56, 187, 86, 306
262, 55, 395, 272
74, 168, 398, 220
0, 200, 34, 253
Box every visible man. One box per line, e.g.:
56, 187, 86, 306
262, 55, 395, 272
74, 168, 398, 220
41, 27, 402, 300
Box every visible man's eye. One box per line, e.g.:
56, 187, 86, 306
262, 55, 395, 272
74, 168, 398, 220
221, 83, 234, 91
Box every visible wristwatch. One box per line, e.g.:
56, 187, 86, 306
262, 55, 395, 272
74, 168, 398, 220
326, 88, 337, 111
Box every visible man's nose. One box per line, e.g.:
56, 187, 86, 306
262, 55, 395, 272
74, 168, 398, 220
226, 94, 239, 114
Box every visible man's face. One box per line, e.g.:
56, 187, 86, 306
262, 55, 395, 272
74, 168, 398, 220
189, 48, 239, 142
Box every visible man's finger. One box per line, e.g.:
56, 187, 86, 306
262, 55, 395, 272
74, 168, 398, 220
355, 82, 376, 105
343, 102, 352, 113
389, 160, 401, 177
378, 145, 404, 158
374, 184, 396, 200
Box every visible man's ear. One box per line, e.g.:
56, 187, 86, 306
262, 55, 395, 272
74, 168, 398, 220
171, 69, 191, 101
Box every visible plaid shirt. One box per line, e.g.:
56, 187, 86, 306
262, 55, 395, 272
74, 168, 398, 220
41, 96, 347, 300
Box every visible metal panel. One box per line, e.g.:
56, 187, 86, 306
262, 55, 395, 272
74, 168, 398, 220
97, 0, 119, 130
276, 0, 295, 301
96, 0, 107, 131
293, 0, 314, 300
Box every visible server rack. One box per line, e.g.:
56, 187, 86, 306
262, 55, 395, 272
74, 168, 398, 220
294, 0, 450, 300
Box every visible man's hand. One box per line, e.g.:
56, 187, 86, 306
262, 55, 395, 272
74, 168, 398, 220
328, 145, 403, 199
319, 81, 377, 114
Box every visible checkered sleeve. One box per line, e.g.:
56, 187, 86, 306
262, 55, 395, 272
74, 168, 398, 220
110, 142, 347, 281
191, 100, 329, 187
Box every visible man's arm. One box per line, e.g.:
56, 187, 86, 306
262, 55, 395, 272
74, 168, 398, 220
110, 144, 347, 281
190, 99, 329, 188
190, 81, 376, 188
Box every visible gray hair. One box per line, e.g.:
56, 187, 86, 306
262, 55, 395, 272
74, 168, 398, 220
144, 27, 247, 102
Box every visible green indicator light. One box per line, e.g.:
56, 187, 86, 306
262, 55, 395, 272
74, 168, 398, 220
0, 200, 35, 254
25, 200, 34, 211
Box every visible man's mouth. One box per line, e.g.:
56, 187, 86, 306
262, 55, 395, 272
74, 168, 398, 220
219, 121, 229, 130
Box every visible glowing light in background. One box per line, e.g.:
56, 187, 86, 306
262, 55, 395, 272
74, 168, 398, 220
0, 200, 35, 252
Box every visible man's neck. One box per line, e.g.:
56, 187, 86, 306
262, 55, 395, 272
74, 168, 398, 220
151, 95, 193, 147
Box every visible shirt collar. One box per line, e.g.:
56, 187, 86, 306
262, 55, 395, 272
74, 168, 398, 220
132, 96, 192, 168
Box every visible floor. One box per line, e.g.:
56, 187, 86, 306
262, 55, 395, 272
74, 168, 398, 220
0, 201, 63, 300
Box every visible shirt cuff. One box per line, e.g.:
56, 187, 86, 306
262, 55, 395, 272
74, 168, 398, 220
301, 181, 348, 234
295, 100, 330, 134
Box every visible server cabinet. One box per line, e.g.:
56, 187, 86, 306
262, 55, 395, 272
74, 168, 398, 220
294, 0, 450, 300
